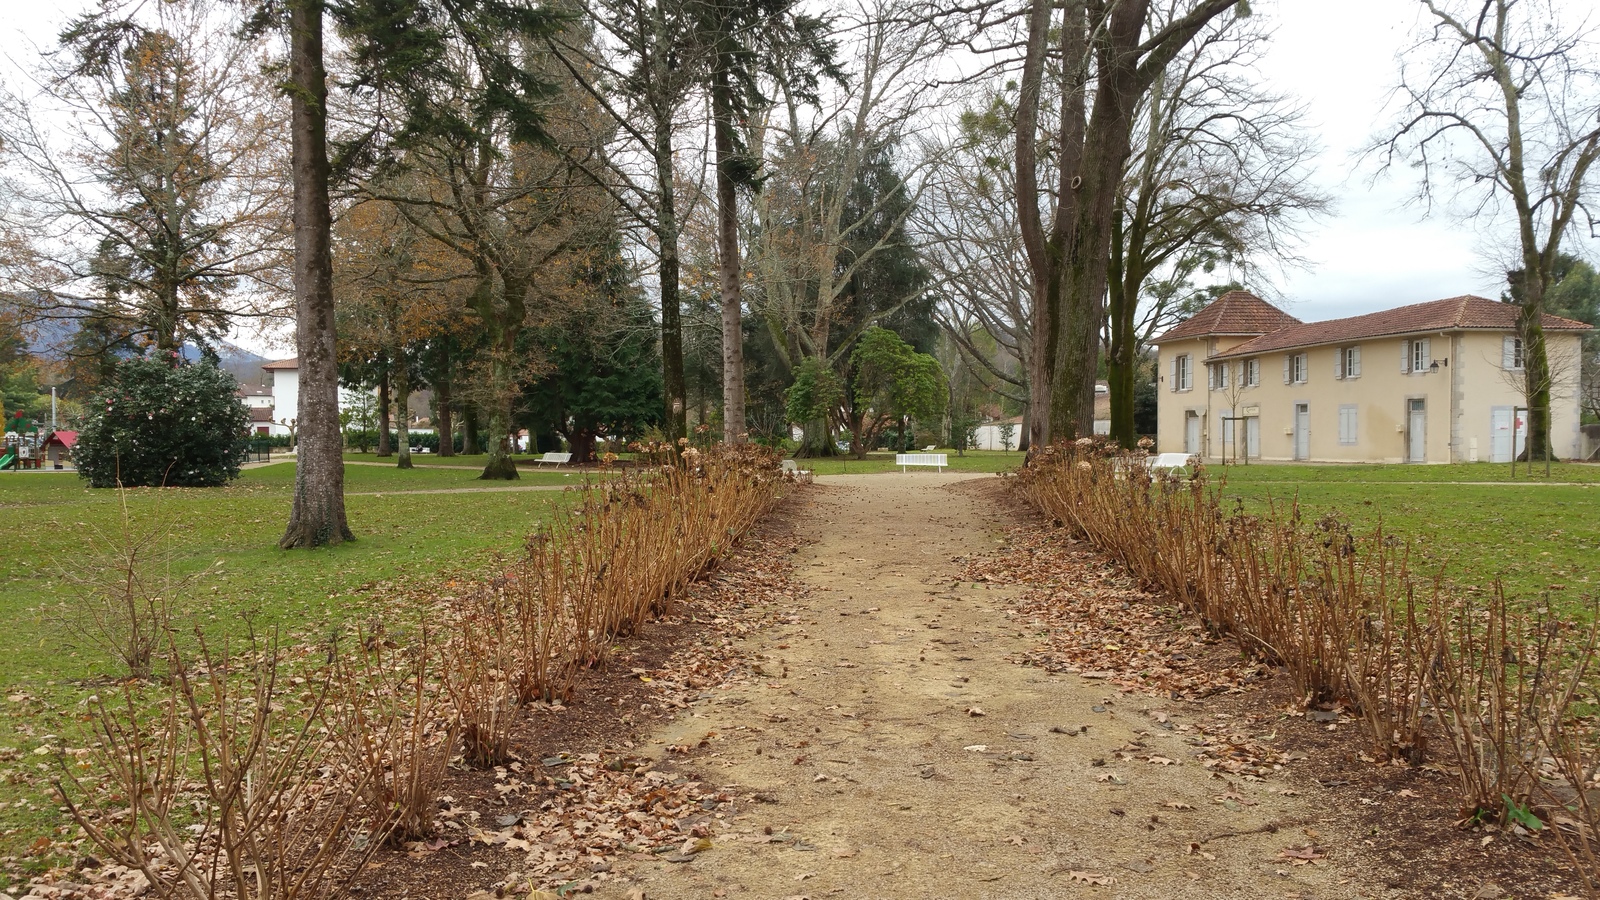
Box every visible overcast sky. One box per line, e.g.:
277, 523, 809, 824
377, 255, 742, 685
2, 0, 1587, 346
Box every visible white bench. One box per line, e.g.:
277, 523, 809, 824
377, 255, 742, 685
781, 459, 813, 483
535, 451, 572, 467
1149, 452, 1196, 476
896, 452, 948, 473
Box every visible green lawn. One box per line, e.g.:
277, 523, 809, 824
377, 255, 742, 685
1210, 460, 1600, 485
794, 449, 1026, 475
0, 463, 575, 882
1207, 464, 1599, 600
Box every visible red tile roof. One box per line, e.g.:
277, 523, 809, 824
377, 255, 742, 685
262, 358, 298, 370
249, 407, 276, 423
1153, 290, 1302, 342
1212, 295, 1590, 359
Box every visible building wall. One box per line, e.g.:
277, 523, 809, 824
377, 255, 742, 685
268, 369, 299, 438
1157, 331, 1585, 462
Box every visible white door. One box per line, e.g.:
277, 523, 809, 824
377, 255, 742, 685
1219, 410, 1235, 459
1293, 404, 1309, 460
1490, 406, 1513, 463
1246, 417, 1261, 459
1407, 399, 1427, 463
1184, 413, 1201, 455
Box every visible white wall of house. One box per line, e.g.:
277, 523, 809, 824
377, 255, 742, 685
973, 421, 1022, 451
266, 368, 298, 437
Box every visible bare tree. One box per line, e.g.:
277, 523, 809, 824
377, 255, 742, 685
1373, 0, 1600, 460
1105, 5, 1326, 445
0, 0, 288, 355
746, 0, 942, 451
1013, 0, 1244, 448
917, 93, 1033, 435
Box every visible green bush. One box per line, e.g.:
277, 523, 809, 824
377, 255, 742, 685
75, 357, 250, 488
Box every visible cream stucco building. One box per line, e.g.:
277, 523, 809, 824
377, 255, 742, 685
1153, 291, 1590, 463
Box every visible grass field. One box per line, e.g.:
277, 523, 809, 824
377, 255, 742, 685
1208, 463, 1598, 600
0, 462, 578, 883
793, 449, 1026, 475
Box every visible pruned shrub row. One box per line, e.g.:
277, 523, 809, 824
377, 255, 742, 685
1016, 440, 1599, 888
59, 443, 793, 900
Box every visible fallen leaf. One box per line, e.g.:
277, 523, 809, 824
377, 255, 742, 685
1277, 845, 1325, 864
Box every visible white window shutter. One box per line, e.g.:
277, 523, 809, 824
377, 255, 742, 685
1335, 349, 1344, 379
1420, 338, 1431, 368
1283, 355, 1291, 384
1170, 356, 1179, 392
1502, 336, 1514, 368
1401, 341, 1411, 374
1207, 365, 1215, 390
1350, 346, 1361, 377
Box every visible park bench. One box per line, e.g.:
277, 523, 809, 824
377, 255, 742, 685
1149, 452, 1196, 476
781, 459, 813, 483
896, 452, 948, 473
535, 451, 572, 467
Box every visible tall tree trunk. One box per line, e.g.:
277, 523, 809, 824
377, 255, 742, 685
478, 351, 519, 480
394, 364, 413, 469
655, 117, 688, 441
279, 0, 351, 549
713, 65, 746, 443
1050, 4, 1145, 441
376, 366, 392, 457
1519, 288, 1555, 460
1107, 210, 1137, 447
462, 403, 480, 455
1017, 0, 1087, 453
1015, 0, 1054, 453
435, 368, 454, 456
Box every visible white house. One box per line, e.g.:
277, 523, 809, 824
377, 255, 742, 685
1153, 291, 1591, 463
262, 358, 300, 438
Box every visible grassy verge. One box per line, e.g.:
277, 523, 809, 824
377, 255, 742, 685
0, 464, 574, 882
1209, 465, 1598, 601
794, 449, 1025, 475
1213, 460, 1600, 485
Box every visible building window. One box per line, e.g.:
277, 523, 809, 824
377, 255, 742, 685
1338, 346, 1361, 379
1284, 352, 1308, 384
1403, 338, 1431, 374
1172, 354, 1194, 391
1338, 404, 1358, 445
1209, 361, 1229, 390
1245, 358, 1260, 386
1502, 336, 1525, 370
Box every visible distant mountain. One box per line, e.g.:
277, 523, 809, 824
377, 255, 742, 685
23, 317, 275, 386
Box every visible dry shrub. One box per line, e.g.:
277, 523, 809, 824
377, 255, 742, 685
441, 591, 519, 768
330, 629, 455, 844
58, 628, 375, 900
1017, 440, 1600, 863
51, 491, 186, 679
438, 442, 787, 764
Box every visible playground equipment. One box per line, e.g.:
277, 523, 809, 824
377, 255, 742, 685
2, 410, 45, 471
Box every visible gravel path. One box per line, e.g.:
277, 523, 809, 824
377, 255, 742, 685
614, 473, 1382, 899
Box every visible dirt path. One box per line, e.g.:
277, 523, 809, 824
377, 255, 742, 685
615, 474, 1384, 899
